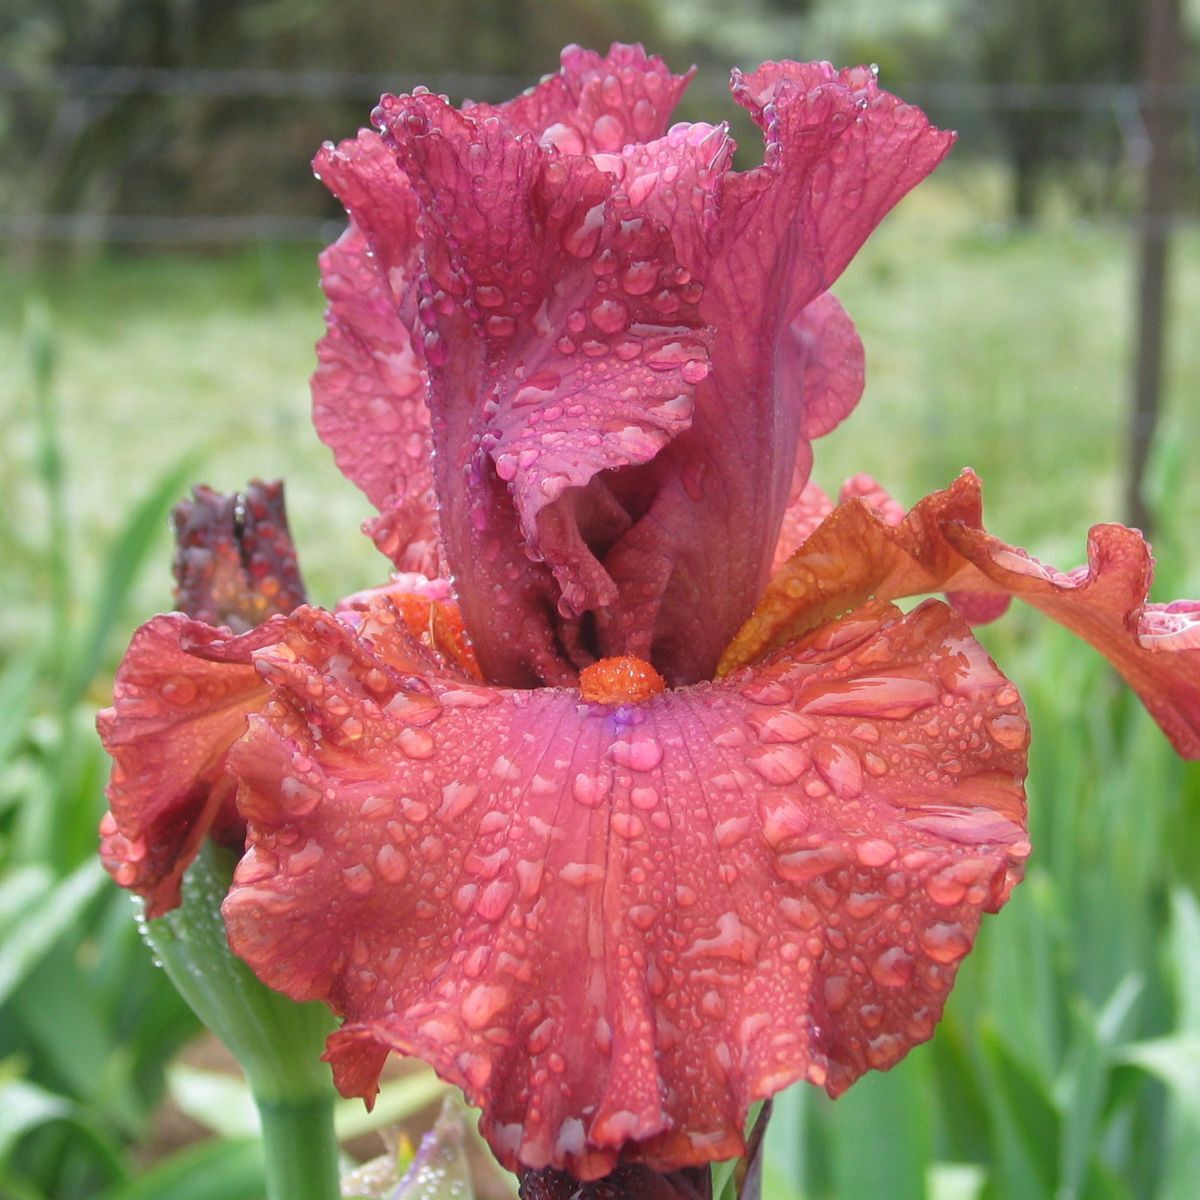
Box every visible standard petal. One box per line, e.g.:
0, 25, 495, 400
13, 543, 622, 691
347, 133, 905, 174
464, 43, 694, 152
721, 471, 1200, 758
724, 63, 954, 306
599, 69, 945, 687
223, 597, 1027, 1179
97, 616, 282, 916
313, 133, 438, 574
372, 92, 719, 682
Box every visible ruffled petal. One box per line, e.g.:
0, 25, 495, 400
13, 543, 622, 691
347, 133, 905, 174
724, 64, 954, 303
312, 133, 438, 574
599, 69, 947, 686
372, 93, 720, 683
721, 471, 1200, 758
464, 43, 694, 151
97, 617, 281, 917
100, 480, 311, 915
223, 596, 1027, 1178
172, 480, 307, 632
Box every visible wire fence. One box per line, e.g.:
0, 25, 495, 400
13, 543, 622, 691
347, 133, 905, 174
3, 65, 1199, 244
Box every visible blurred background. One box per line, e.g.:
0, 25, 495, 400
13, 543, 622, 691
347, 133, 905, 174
1, 2, 1199, 1198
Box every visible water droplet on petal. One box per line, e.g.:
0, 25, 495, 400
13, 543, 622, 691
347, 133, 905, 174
461, 982, 509, 1030
590, 298, 628, 333
563, 202, 605, 258
609, 736, 663, 771
812, 740, 864, 798
987, 712, 1029, 750
856, 838, 897, 867
159, 675, 197, 706
870, 946, 913, 988
399, 728, 435, 759
919, 921, 972, 963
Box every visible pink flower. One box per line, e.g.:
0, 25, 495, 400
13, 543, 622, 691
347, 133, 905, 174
98, 43, 1200, 1187
309, 45, 951, 687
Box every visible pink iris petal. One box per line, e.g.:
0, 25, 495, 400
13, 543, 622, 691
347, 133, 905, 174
770, 293, 865, 571
463, 43, 695, 151
312, 133, 438, 574
334, 57, 950, 690
97, 616, 280, 917
722, 471, 1200, 758
370, 90, 718, 683
222, 596, 1028, 1179
588, 66, 952, 687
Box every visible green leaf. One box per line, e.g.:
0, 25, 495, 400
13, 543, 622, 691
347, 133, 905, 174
0, 1077, 72, 1162
62, 451, 202, 707
1057, 976, 1142, 1199
0, 859, 106, 1008
95, 1137, 265, 1200
977, 1024, 1059, 1200
825, 1059, 931, 1200
0, 649, 39, 767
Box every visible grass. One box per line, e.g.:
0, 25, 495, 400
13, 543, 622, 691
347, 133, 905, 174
0, 173, 1198, 1198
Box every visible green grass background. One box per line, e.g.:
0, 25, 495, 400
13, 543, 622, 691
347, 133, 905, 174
1, 173, 1198, 1198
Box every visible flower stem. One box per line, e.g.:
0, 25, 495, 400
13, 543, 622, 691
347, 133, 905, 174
139, 842, 343, 1200
257, 1094, 342, 1200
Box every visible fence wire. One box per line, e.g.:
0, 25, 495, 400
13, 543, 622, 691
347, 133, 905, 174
3, 65, 1198, 244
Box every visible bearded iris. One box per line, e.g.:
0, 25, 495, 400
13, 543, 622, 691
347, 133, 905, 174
99, 44, 1200, 1193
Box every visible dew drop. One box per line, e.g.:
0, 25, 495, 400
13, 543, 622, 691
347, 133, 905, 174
398, 728, 435, 759
461, 982, 509, 1030
159, 675, 197, 706
609, 736, 663, 771
563, 202, 605, 258
475, 880, 515, 922
919, 921, 972, 964
375, 844, 409, 883
591, 298, 628, 333
856, 838, 897, 867
987, 712, 1029, 750
572, 771, 610, 808
812, 740, 864, 798
620, 260, 658, 295
871, 946, 913, 988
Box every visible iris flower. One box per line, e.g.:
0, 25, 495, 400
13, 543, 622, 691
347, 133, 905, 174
99, 44, 1200, 1191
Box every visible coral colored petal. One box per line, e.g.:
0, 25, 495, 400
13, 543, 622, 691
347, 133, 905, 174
312, 133, 437, 574
172, 481, 307, 632
465, 43, 694, 151
97, 616, 283, 916
773, 476, 833, 573
838, 472, 905, 525
223, 598, 1027, 1178
721, 471, 1200, 758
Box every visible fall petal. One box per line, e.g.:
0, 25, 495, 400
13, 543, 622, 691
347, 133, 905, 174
722, 471, 1200, 758
312, 133, 437, 574
97, 616, 282, 916
223, 598, 1027, 1178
